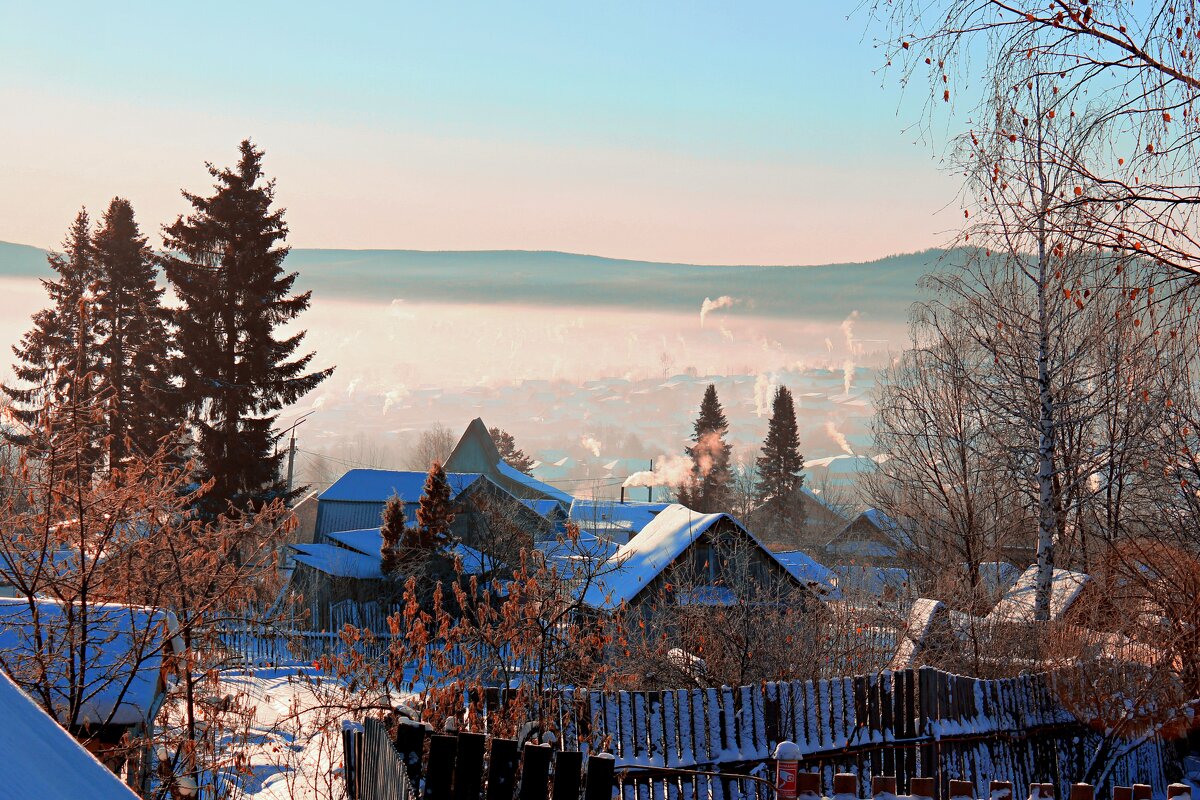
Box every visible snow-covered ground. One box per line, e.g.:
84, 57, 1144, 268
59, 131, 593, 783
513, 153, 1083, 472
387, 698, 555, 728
159, 666, 384, 800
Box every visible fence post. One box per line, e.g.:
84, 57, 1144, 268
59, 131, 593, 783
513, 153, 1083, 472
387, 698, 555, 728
910, 777, 935, 800
552, 750, 583, 800
487, 738, 520, 800
1167, 785, 1192, 799
342, 721, 363, 800
453, 732, 487, 800
424, 734, 459, 800
1112, 789, 1132, 800
1069, 784, 1094, 800
949, 780, 973, 799
520, 743, 554, 800
834, 773, 857, 798
871, 776, 897, 798
1132, 786, 1152, 800
583, 753, 614, 800
991, 781, 1013, 800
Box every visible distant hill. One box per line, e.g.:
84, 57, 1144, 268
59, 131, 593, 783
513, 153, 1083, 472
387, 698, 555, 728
0, 241, 954, 321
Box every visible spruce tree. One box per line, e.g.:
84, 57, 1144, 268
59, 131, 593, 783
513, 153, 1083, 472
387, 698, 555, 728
3, 210, 103, 465
406, 462, 456, 552
380, 494, 406, 575
162, 140, 332, 516
489, 427, 535, 475
754, 386, 805, 531
680, 384, 733, 513
92, 198, 179, 466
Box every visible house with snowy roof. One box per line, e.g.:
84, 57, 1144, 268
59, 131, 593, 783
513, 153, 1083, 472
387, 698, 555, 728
823, 508, 913, 568
747, 485, 851, 551
293, 466, 555, 628
444, 418, 574, 506
567, 499, 672, 545
0, 597, 182, 784
578, 504, 826, 614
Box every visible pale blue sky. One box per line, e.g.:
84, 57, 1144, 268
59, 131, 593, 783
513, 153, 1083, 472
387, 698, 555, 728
0, 1, 961, 264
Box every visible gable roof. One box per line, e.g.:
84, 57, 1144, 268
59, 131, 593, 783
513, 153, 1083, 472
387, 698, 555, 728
0, 598, 181, 727
773, 549, 839, 596
568, 500, 671, 536
580, 504, 809, 611
0, 670, 139, 798
987, 566, 1092, 622
445, 418, 574, 505
319, 469, 482, 503
293, 534, 493, 578
827, 507, 913, 554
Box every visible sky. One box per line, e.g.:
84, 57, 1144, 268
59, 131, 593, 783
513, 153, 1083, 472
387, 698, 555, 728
0, 1, 963, 265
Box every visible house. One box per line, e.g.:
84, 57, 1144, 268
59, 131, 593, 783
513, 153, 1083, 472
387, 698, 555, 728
293, 467, 552, 629
0, 597, 182, 782
313, 469, 485, 539
0, 668, 139, 798
986, 565, 1092, 623
747, 485, 850, 551
444, 418, 574, 505
290, 530, 495, 630
579, 504, 822, 614
567, 499, 672, 545
824, 508, 912, 567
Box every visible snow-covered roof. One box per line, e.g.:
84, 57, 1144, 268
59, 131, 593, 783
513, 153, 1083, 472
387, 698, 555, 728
890, 598, 945, 670
0, 669, 139, 798
580, 504, 806, 611
987, 566, 1092, 622
568, 500, 670, 534
797, 486, 849, 521
772, 549, 839, 596
521, 499, 565, 518
292, 543, 383, 579
293, 537, 493, 578
827, 507, 913, 553
0, 598, 181, 727
319, 469, 483, 503
496, 461, 574, 504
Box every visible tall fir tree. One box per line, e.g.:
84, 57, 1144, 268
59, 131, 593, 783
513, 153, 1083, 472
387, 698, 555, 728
3, 210, 103, 467
406, 462, 456, 552
754, 385, 805, 530
161, 140, 332, 516
678, 383, 733, 513
92, 198, 179, 467
380, 494, 406, 575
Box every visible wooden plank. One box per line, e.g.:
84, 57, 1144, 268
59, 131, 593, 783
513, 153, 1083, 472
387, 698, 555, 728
487, 738, 520, 800
424, 734, 459, 800
583, 755, 616, 800
454, 732, 488, 800
764, 681, 780, 752
395, 721, 428, 788
662, 690, 679, 768
552, 750, 583, 800
519, 744, 554, 800
880, 671, 895, 779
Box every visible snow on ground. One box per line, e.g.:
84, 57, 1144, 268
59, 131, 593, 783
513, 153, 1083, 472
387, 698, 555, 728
159, 665, 391, 800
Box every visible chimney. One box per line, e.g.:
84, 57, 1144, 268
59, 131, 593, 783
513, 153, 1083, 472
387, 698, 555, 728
620, 486, 625, 504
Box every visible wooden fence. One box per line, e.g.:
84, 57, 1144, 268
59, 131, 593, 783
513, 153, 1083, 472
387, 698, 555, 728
461, 668, 1176, 799
344, 717, 621, 800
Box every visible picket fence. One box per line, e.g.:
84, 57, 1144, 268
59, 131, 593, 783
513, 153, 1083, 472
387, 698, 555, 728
465, 668, 1174, 799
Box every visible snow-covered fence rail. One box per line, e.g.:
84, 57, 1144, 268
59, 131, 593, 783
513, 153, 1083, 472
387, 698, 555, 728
469, 668, 1173, 798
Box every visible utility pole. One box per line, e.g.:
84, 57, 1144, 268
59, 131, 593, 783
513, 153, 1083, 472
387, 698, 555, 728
280, 410, 316, 498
